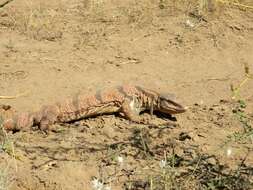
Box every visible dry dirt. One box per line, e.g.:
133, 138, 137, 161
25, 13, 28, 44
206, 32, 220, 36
0, 0, 253, 190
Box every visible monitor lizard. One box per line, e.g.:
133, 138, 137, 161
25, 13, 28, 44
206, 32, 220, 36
1, 85, 186, 131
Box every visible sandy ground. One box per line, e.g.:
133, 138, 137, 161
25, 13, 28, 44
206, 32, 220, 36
0, 0, 253, 189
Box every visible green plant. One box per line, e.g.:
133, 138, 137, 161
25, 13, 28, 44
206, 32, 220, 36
227, 63, 253, 144
0, 126, 14, 158
126, 151, 253, 190
231, 63, 253, 101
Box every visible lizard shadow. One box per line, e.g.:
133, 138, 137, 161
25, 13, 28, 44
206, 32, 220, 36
136, 110, 177, 122
112, 110, 177, 122
64, 110, 177, 125
152, 111, 177, 121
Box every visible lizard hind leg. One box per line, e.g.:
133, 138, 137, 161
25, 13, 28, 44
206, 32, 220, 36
38, 105, 59, 131
39, 118, 52, 131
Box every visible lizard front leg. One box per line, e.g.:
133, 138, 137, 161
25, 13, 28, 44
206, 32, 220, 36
121, 98, 178, 127
121, 98, 145, 123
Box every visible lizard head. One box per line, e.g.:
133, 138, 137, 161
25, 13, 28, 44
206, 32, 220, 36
158, 93, 187, 114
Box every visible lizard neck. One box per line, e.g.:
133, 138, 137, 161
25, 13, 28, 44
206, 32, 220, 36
140, 92, 160, 111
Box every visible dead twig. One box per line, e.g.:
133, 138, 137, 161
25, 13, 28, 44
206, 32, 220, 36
0, 0, 14, 8
0, 91, 29, 99
217, 0, 253, 10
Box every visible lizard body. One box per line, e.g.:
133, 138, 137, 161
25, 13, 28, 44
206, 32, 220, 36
0, 85, 186, 131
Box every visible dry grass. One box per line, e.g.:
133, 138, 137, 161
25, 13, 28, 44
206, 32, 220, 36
0, 120, 13, 190
1, 0, 251, 42
217, 0, 253, 9
5, 1, 63, 41
120, 126, 253, 190
0, 160, 13, 190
